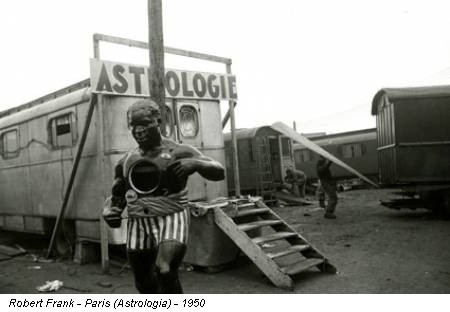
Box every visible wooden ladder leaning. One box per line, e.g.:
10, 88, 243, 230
214, 198, 337, 290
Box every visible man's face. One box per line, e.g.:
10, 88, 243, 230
130, 115, 161, 149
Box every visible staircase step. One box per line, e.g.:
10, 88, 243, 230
252, 232, 297, 245
266, 245, 310, 259
237, 202, 256, 209
236, 207, 270, 218
280, 258, 324, 275
237, 220, 283, 232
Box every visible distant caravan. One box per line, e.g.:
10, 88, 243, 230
224, 126, 296, 196
371, 85, 450, 217
293, 128, 378, 190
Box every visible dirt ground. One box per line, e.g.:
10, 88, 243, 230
1, 188, 449, 294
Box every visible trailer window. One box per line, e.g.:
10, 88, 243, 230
49, 113, 76, 148
179, 105, 199, 138
342, 143, 364, 158
247, 139, 254, 161
281, 137, 291, 156
295, 149, 313, 163
1, 129, 19, 159
237, 139, 254, 162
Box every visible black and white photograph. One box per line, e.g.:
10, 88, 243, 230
0, 0, 449, 302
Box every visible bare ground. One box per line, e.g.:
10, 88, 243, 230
1, 189, 449, 294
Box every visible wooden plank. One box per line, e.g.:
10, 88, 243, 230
252, 232, 297, 245
266, 245, 311, 259
214, 208, 294, 290
93, 33, 232, 64
237, 220, 283, 232
271, 122, 379, 188
46, 96, 97, 258
273, 191, 313, 205
0, 245, 26, 257
281, 258, 324, 275
227, 63, 240, 197
148, 0, 167, 135
237, 203, 255, 209
254, 200, 338, 273
236, 207, 270, 218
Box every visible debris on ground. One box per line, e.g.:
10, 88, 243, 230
180, 263, 194, 272
36, 280, 63, 292
31, 254, 54, 263
97, 281, 112, 288
0, 254, 11, 261
27, 265, 42, 270
0, 244, 27, 257
63, 285, 91, 293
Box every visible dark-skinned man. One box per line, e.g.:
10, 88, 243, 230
103, 99, 225, 294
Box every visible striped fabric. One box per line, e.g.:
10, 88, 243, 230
126, 188, 189, 217
126, 208, 190, 251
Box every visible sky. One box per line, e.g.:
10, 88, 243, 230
1, 0, 450, 134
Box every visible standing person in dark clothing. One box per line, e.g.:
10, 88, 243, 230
102, 99, 225, 294
316, 155, 338, 219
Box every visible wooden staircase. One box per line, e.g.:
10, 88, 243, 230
213, 197, 337, 290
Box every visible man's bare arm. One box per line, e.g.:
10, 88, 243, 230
169, 145, 225, 181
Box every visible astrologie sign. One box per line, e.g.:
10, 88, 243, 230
90, 59, 237, 100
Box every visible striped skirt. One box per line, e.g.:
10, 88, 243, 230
126, 208, 190, 251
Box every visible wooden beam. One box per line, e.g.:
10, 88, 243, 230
271, 122, 379, 188
93, 33, 232, 65
93, 37, 109, 273
46, 95, 97, 258
221, 102, 238, 129
214, 208, 294, 290
148, 0, 166, 136
226, 63, 240, 197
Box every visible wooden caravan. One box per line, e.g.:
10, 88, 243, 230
371, 85, 450, 217
371, 86, 450, 185
293, 128, 378, 183
0, 82, 228, 237
224, 126, 295, 196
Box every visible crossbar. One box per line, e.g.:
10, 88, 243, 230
93, 33, 232, 65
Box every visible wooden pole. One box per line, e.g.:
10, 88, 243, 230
221, 102, 238, 129
46, 95, 97, 258
148, 0, 166, 136
226, 63, 241, 197
93, 36, 109, 273
97, 97, 109, 273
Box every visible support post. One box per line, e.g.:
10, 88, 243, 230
148, 0, 166, 136
93, 36, 109, 273
46, 95, 97, 258
221, 102, 238, 129
278, 135, 285, 183
226, 63, 240, 197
